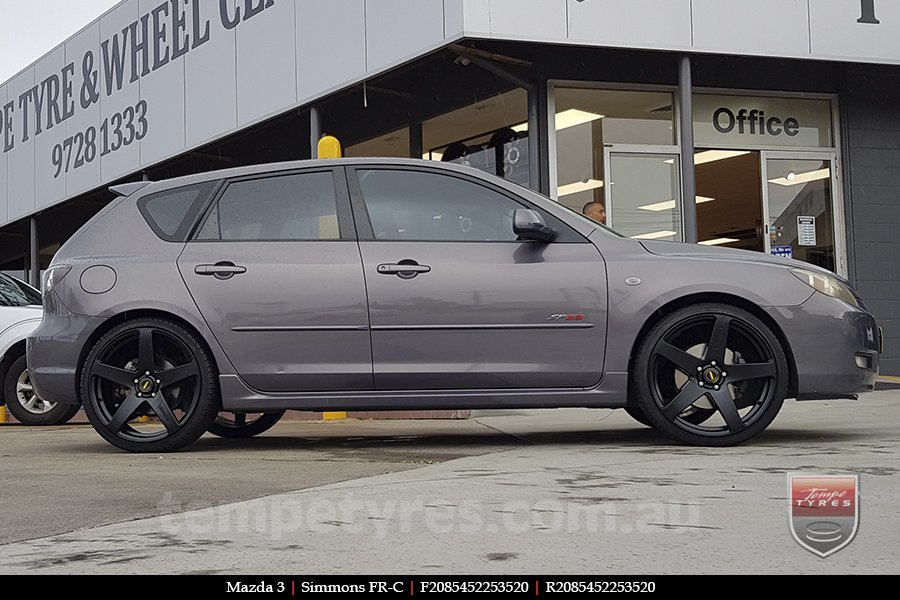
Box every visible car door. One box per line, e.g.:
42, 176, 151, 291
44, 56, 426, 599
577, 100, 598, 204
177, 168, 372, 392
348, 166, 607, 390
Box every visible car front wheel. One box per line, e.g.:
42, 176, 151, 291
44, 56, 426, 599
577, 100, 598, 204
4, 355, 80, 425
81, 318, 220, 452
633, 303, 788, 446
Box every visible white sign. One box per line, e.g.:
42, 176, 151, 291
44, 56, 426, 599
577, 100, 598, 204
798, 216, 817, 246
693, 95, 834, 149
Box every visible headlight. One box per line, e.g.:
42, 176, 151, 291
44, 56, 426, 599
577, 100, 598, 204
791, 268, 859, 307
42, 265, 71, 296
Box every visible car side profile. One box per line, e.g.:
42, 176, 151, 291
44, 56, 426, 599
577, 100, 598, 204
1, 273, 80, 426
27, 159, 880, 452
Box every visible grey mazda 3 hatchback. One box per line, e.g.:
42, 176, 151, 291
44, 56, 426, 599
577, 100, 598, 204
27, 159, 880, 452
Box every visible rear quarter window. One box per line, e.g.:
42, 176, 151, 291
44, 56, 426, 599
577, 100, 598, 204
138, 182, 219, 242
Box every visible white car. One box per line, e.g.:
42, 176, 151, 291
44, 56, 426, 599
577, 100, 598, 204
0, 273, 79, 425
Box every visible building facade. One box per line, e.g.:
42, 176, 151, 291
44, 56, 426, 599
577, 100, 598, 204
2, 0, 900, 371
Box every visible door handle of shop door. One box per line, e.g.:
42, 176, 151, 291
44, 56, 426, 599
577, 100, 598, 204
195, 262, 247, 280
377, 262, 431, 279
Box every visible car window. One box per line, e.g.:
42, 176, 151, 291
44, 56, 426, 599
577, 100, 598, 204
197, 172, 340, 241
0, 274, 41, 307
138, 182, 218, 242
357, 169, 524, 242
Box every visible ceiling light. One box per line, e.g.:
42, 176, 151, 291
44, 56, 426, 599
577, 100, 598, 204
423, 152, 444, 161
637, 196, 715, 212
632, 230, 678, 240
513, 109, 604, 133
699, 238, 740, 246
768, 168, 830, 187
786, 172, 797, 181
665, 150, 751, 165
557, 179, 604, 197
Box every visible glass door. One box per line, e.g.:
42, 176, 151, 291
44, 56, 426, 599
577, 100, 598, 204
762, 152, 842, 275
603, 149, 683, 242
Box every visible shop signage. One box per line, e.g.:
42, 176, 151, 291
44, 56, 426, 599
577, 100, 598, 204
694, 95, 833, 149
0, 0, 276, 179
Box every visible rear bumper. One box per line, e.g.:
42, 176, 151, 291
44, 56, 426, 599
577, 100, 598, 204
27, 310, 105, 406
766, 292, 880, 399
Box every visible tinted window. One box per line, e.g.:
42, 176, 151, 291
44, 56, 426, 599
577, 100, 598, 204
0, 274, 41, 307
357, 170, 524, 242
198, 172, 339, 241
139, 183, 216, 241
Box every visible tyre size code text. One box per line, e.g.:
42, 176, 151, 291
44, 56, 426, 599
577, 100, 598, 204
417, 581, 531, 594
51, 100, 148, 178
545, 581, 657, 594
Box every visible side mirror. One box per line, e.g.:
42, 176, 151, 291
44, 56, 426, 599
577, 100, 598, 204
513, 209, 556, 243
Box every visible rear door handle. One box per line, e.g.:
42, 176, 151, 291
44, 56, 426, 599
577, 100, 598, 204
195, 262, 247, 279
377, 261, 431, 279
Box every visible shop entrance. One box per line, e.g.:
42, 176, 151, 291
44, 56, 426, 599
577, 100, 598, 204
695, 149, 840, 274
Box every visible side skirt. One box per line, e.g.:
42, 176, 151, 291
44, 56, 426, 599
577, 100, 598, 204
219, 372, 629, 412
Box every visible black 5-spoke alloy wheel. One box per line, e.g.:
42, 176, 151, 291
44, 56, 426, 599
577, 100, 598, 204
208, 411, 285, 439
633, 303, 788, 446
81, 318, 220, 452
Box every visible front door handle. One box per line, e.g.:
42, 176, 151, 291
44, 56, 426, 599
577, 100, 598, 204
195, 262, 247, 280
377, 261, 431, 279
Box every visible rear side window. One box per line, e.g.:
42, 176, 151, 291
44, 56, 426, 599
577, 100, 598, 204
196, 171, 340, 241
0, 274, 41, 307
138, 182, 218, 242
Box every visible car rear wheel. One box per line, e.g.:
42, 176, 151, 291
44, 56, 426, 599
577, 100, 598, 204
81, 318, 220, 452
633, 303, 788, 446
207, 411, 285, 438
4, 355, 80, 425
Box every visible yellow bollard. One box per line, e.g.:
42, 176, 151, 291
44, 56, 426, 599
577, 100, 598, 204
317, 135, 342, 160
317, 134, 347, 422
0, 405, 7, 424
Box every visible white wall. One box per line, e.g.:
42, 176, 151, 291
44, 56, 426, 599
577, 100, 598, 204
1, 0, 898, 227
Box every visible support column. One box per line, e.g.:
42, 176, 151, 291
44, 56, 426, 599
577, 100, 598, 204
409, 121, 423, 159
29, 217, 39, 288
527, 84, 542, 194
679, 55, 698, 244
309, 106, 322, 159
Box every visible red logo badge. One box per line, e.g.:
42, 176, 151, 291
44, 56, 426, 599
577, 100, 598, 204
788, 473, 859, 557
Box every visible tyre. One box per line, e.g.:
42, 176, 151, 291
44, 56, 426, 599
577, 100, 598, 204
633, 303, 788, 446
81, 318, 220, 452
624, 405, 653, 427
624, 403, 716, 428
208, 411, 285, 439
4, 355, 80, 425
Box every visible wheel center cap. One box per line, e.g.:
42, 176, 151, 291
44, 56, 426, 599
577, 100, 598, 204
137, 377, 155, 393
702, 367, 722, 384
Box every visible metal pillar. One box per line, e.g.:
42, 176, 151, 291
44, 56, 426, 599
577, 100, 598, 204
678, 55, 698, 244
29, 217, 39, 288
527, 85, 542, 194
310, 106, 322, 159
409, 121, 423, 159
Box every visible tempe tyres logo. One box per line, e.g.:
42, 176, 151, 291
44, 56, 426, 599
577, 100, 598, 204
788, 474, 859, 557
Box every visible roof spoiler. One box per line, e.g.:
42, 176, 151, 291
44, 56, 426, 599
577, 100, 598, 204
109, 181, 153, 197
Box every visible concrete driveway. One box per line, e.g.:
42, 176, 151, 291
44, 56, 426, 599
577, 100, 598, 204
0, 392, 897, 574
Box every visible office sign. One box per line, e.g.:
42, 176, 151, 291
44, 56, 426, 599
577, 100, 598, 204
693, 95, 833, 148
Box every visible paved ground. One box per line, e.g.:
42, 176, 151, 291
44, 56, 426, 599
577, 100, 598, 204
1, 392, 898, 574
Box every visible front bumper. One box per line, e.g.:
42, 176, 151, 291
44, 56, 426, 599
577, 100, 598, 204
766, 292, 880, 399
27, 308, 106, 406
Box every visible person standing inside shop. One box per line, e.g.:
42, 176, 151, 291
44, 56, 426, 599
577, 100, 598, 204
582, 201, 606, 225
